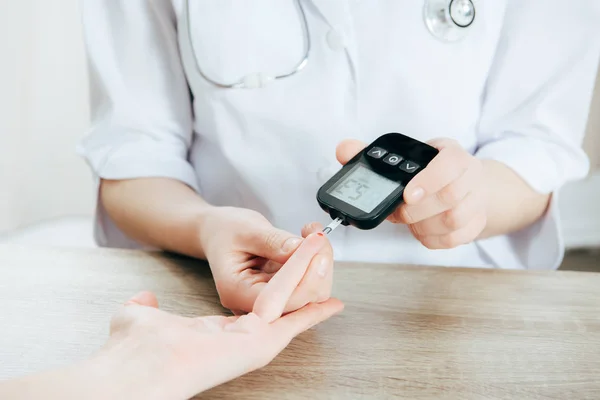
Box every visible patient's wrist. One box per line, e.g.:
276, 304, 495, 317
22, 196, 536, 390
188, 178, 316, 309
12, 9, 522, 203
84, 341, 177, 400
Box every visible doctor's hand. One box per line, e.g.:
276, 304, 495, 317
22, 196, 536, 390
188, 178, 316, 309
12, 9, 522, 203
199, 207, 334, 315
337, 138, 487, 249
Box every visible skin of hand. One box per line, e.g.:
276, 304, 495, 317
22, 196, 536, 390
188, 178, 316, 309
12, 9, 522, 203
335, 138, 551, 249
198, 207, 334, 315
0, 233, 343, 400
99, 179, 334, 316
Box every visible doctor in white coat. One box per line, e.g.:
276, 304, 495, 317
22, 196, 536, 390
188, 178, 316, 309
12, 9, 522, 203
78, 0, 600, 314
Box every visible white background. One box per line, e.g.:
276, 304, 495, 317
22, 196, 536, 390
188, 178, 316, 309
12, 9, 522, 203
0, 0, 93, 233
0, 0, 599, 248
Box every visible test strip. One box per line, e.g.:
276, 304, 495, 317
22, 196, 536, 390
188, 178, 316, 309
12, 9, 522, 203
322, 217, 343, 235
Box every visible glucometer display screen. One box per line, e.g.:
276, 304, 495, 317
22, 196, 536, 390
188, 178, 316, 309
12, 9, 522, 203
327, 164, 400, 213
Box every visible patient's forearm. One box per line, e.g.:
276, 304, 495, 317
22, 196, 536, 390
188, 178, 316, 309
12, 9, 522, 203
0, 345, 174, 400
100, 178, 213, 259
0, 356, 152, 400
479, 160, 551, 239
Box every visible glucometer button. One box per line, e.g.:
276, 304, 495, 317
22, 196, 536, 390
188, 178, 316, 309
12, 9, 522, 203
399, 160, 420, 173
383, 153, 403, 166
367, 147, 387, 159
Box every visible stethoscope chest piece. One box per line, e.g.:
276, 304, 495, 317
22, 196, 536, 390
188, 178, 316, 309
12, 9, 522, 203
424, 0, 476, 42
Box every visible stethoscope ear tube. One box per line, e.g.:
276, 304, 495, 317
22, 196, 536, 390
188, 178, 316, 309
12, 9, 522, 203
184, 0, 311, 89
184, 0, 475, 89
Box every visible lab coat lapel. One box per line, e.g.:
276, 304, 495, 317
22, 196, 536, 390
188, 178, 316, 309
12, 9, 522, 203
307, 0, 358, 82
307, 0, 349, 29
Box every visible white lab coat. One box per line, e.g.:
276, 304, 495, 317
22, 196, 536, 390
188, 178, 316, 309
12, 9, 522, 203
78, 0, 600, 269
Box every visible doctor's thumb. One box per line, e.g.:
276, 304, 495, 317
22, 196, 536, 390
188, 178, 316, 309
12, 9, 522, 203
250, 228, 303, 263
336, 139, 367, 165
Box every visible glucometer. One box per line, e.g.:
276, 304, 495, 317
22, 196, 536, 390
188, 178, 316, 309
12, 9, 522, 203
317, 133, 439, 234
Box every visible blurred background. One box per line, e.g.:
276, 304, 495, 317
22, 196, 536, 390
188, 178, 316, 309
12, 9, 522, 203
0, 1, 599, 269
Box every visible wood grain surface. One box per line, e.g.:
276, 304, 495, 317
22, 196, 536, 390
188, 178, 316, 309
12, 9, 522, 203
0, 244, 599, 399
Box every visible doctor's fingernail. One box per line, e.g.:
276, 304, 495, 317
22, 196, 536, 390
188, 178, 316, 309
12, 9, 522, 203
282, 237, 302, 253
317, 256, 330, 278
410, 187, 425, 202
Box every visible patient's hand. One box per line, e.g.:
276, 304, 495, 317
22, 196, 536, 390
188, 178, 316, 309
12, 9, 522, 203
104, 233, 343, 399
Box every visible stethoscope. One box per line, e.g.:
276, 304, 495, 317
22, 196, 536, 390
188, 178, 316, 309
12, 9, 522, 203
184, 0, 476, 89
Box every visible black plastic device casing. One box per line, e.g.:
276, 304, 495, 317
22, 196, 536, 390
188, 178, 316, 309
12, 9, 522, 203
316, 132, 439, 230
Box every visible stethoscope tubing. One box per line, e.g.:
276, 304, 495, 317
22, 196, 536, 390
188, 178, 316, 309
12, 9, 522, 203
184, 0, 474, 89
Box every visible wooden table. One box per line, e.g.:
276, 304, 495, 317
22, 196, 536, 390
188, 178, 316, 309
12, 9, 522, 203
1, 245, 599, 399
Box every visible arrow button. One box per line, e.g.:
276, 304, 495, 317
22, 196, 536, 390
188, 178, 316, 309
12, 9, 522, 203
367, 147, 387, 159
399, 160, 420, 173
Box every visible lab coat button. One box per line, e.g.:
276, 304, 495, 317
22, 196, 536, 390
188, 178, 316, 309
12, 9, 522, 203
326, 30, 345, 52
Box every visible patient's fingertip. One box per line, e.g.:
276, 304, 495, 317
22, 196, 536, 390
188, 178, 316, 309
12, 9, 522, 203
125, 291, 158, 308
308, 231, 327, 241
301, 221, 323, 237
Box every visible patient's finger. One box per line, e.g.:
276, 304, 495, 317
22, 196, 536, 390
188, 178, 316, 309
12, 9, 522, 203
301, 221, 324, 238
286, 222, 334, 308
253, 233, 327, 323
272, 298, 344, 339
124, 291, 159, 308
